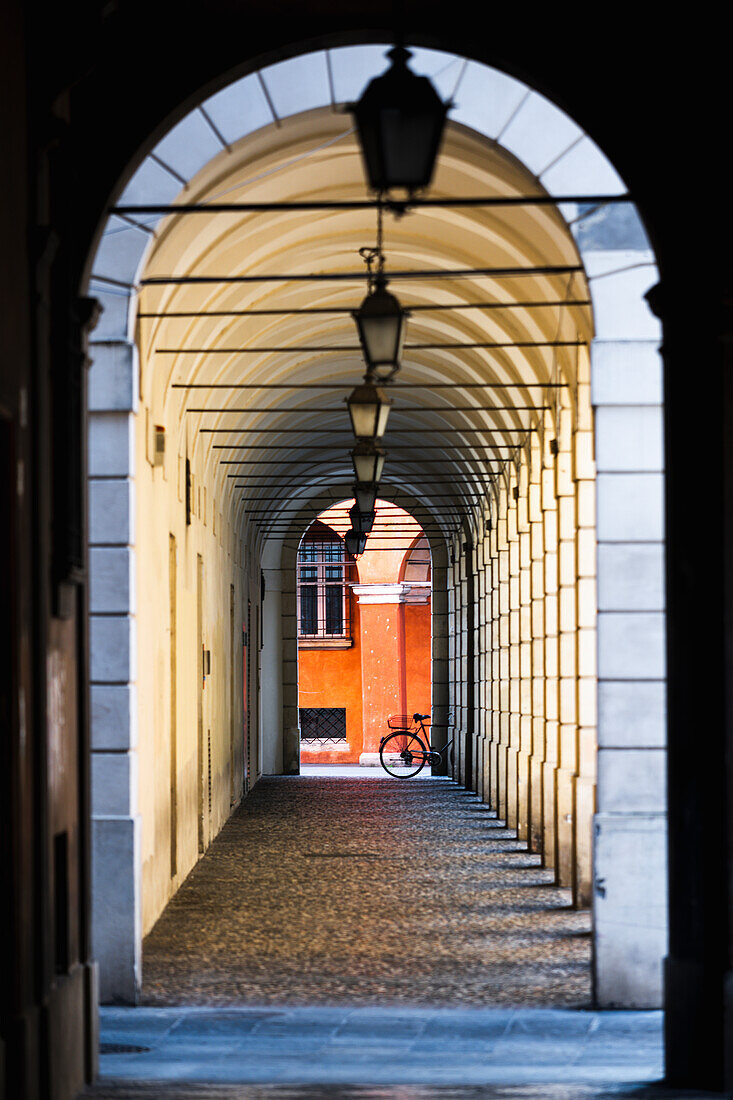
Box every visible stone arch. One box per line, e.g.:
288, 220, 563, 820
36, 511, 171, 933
85, 44, 663, 1009
266, 486, 449, 775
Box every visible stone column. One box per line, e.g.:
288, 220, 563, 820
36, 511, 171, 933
557, 403, 578, 889
430, 562, 450, 771
591, 270, 666, 1007
529, 443, 546, 855
506, 479, 521, 832
496, 493, 511, 821
575, 347, 597, 908
517, 466, 533, 843
489, 505, 502, 811
88, 339, 141, 1004
475, 531, 488, 801
542, 437, 560, 872
479, 517, 490, 809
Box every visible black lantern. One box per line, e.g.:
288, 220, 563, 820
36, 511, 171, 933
344, 529, 368, 556
349, 46, 450, 195
353, 277, 407, 379
351, 440, 385, 484
353, 481, 378, 514
347, 379, 393, 439
349, 502, 376, 535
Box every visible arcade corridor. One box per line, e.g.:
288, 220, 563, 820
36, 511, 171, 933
9, 9, 733, 1097
85, 778, 674, 1095
141, 776, 590, 1008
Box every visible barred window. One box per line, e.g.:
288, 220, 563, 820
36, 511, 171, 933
298, 535, 347, 638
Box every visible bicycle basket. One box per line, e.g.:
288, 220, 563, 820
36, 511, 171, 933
387, 714, 415, 729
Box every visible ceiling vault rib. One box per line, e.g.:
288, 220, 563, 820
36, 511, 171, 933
156, 341, 584, 352
138, 300, 591, 318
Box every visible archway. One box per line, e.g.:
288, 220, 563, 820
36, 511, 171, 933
85, 43, 664, 1019
294, 500, 433, 770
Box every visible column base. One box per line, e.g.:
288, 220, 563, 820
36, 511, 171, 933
359, 753, 383, 767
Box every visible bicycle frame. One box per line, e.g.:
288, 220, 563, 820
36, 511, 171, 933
379, 719, 454, 768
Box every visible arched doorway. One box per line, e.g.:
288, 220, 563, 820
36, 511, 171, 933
294, 499, 433, 770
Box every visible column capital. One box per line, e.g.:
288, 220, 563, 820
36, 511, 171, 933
350, 582, 430, 604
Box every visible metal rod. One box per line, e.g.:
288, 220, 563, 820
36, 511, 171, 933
235, 479, 495, 485
138, 299, 591, 318
172, 381, 567, 389
113, 194, 629, 215
207, 426, 530, 434
241, 495, 483, 502
158, 340, 583, 353
190, 405, 547, 413
141, 265, 583, 286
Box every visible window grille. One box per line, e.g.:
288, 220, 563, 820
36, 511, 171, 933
299, 707, 347, 747
297, 536, 351, 639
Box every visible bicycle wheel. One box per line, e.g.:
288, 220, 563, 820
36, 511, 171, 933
379, 731, 428, 778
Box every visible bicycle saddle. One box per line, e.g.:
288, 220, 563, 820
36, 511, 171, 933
413, 712, 430, 721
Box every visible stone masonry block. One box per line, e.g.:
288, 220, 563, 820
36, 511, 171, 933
596, 473, 664, 542
88, 412, 136, 478
597, 611, 665, 680
91, 684, 138, 750
595, 406, 663, 472
593, 811, 667, 1008
90, 547, 135, 614
88, 341, 139, 412
542, 137, 625, 196
92, 222, 149, 289
89, 478, 134, 545
597, 543, 665, 611
90, 287, 134, 342
597, 747, 666, 813
499, 91, 582, 176
90, 614, 136, 683
92, 815, 142, 1004
597, 680, 666, 748
584, 250, 661, 342
591, 341, 662, 406
92, 751, 138, 816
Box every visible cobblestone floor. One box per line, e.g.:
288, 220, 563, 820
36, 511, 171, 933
142, 776, 591, 1008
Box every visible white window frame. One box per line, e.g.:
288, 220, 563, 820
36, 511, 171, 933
297, 537, 348, 639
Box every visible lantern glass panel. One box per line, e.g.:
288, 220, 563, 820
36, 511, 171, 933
351, 442, 385, 484
345, 529, 367, 556
347, 383, 392, 440
353, 482, 378, 513
355, 286, 406, 371
350, 47, 449, 193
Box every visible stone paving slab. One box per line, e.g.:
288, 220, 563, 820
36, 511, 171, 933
84, 1004, 729, 1098
141, 778, 591, 1008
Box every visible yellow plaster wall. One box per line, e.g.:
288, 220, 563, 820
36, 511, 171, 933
136, 400, 251, 936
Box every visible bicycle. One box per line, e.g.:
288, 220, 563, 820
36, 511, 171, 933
378, 713, 454, 778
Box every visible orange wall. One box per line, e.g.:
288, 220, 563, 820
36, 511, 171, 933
299, 500, 431, 764
299, 600, 364, 763
405, 602, 432, 725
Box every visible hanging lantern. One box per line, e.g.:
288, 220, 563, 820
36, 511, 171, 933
351, 440, 385, 484
349, 502, 376, 535
349, 46, 450, 195
347, 379, 393, 440
353, 277, 407, 378
353, 481, 378, 514
344, 529, 368, 556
